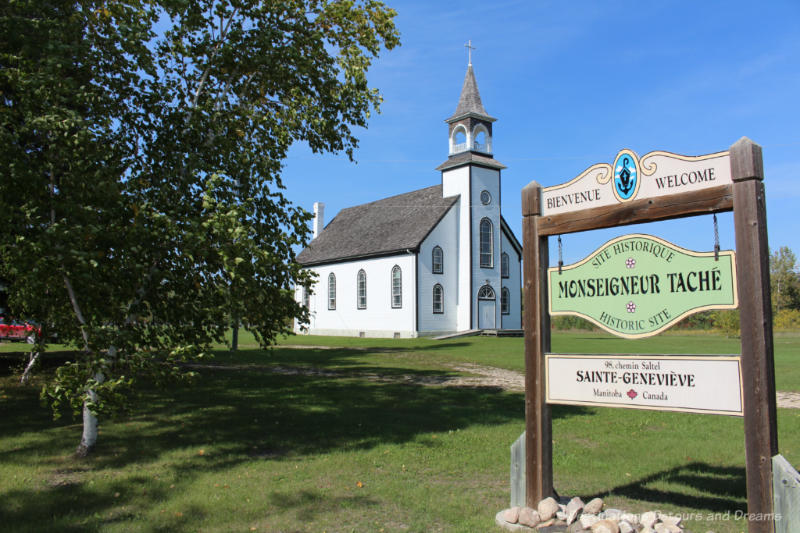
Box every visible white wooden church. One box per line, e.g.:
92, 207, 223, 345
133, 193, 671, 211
294, 62, 522, 338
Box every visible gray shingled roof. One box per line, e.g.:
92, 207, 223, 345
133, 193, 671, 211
435, 151, 506, 172
448, 65, 495, 122
297, 185, 458, 266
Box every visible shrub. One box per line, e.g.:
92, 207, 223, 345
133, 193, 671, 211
711, 310, 740, 337
551, 315, 597, 331
774, 309, 800, 331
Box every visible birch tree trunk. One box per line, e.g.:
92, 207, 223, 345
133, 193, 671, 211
75, 371, 104, 457
20, 351, 40, 384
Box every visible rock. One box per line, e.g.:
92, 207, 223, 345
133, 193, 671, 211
655, 524, 682, 533
556, 511, 567, 521
567, 521, 588, 533
536, 518, 555, 529
502, 507, 520, 524
620, 513, 639, 526
519, 507, 541, 528
658, 513, 682, 527
641, 511, 658, 529
591, 519, 620, 533
538, 497, 560, 521
602, 508, 623, 521
580, 514, 600, 529
565, 496, 584, 525
584, 497, 604, 515
618, 521, 635, 533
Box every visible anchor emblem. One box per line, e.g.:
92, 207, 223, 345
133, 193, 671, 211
613, 150, 639, 201
618, 157, 633, 195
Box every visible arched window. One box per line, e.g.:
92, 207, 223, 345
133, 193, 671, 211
501, 287, 510, 315
303, 287, 310, 309
473, 128, 487, 152
478, 284, 496, 300
357, 269, 367, 309
433, 284, 444, 314
501, 252, 510, 278
452, 126, 467, 154
432, 246, 443, 274
480, 218, 493, 268
327, 273, 336, 310
391, 265, 402, 308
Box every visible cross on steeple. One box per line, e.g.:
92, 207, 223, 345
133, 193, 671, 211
465, 40, 475, 66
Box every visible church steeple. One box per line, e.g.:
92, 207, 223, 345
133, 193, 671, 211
447, 64, 493, 123
444, 56, 497, 159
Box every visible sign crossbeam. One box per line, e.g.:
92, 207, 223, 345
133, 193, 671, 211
539, 183, 734, 236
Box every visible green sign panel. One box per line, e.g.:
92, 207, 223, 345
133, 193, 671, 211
548, 234, 738, 338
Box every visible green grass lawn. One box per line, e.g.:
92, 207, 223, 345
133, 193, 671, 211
0, 331, 798, 532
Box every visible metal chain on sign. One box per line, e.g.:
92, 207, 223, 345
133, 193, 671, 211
558, 235, 563, 274
713, 213, 720, 261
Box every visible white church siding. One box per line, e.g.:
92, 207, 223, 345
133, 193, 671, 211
441, 167, 472, 331
470, 165, 502, 329
500, 228, 522, 329
417, 204, 459, 334
300, 254, 417, 338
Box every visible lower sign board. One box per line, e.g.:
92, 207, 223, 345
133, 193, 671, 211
546, 354, 743, 416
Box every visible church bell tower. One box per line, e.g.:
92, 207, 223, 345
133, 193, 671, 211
438, 46, 507, 331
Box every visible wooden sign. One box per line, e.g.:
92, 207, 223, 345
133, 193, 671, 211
546, 354, 743, 416
548, 234, 738, 338
541, 149, 731, 217
522, 139, 778, 533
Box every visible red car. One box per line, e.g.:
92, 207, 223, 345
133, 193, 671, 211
0, 316, 40, 343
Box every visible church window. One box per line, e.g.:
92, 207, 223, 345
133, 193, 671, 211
480, 189, 491, 205
452, 126, 467, 154
501, 252, 509, 278
391, 265, 402, 308
478, 284, 495, 300
473, 126, 489, 153
357, 269, 367, 309
501, 287, 510, 315
472, 129, 486, 152
328, 273, 336, 310
433, 284, 444, 314
303, 287, 310, 309
432, 246, 443, 274
480, 218, 493, 268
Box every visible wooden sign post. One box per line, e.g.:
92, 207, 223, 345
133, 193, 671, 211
731, 139, 778, 531
521, 137, 778, 532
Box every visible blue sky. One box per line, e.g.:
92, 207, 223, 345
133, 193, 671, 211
282, 0, 800, 266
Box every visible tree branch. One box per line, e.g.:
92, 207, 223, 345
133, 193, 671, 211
191, 7, 239, 108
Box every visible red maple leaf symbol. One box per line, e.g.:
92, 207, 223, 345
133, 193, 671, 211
627, 389, 638, 399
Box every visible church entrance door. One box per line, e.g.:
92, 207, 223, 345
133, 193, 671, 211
478, 300, 496, 329
477, 284, 496, 329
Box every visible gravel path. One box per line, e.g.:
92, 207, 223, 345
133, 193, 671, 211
448, 363, 800, 409
197, 349, 800, 409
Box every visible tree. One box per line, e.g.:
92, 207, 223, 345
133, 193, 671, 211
0, 0, 399, 456
770, 246, 800, 313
